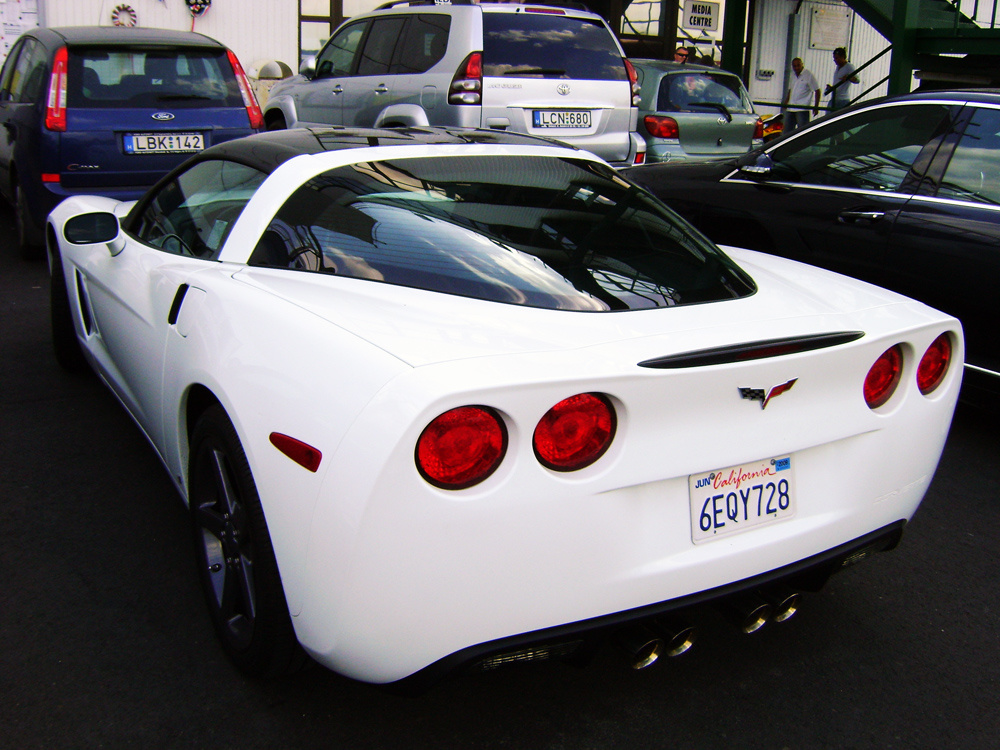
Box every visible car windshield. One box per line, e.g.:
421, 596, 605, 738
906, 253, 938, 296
482, 14, 627, 80
249, 155, 755, 311
67, 46, 243, 108
660, 72, 753, 114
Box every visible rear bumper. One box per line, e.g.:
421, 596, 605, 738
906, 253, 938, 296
393, 521, 905, 692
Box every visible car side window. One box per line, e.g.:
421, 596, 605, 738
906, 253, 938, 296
0, 39, 26, 100
766, 103, 954, 192
131, 159, 268, 259
934, 107, 1000, 206
7, 38, 46, 104
393, 14, 450, 75
316, 21, 367, 78
356, 16, 407, 76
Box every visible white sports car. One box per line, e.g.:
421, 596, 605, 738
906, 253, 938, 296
48, 127, 962, 688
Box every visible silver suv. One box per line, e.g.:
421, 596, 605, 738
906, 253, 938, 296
263, 0, 643, 167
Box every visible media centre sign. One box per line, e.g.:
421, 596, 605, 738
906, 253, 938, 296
684, 1, 720, 31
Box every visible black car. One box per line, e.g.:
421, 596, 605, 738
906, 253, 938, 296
624, 89, 1000, 407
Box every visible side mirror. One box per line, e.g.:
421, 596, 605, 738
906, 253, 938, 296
63, 212, 126, 256
737, 152, 775, 178
299, 56, 317, 79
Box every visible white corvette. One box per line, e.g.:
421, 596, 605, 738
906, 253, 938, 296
48, 127, 962, 687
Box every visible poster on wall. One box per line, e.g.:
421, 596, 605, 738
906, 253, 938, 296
2, 0, 39, 61
809, 7, 852, 51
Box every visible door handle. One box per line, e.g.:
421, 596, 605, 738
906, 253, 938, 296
839, 209, 885, 223
374, 84, 390, 94
332, 85, 343, 95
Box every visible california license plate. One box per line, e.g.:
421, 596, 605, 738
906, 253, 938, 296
689, 455, 795, 543
532, 110, 592, 128
124, 132, 204, 154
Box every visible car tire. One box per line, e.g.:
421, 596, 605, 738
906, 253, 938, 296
50, 254, 88, 373
189, 405, 306, 677
14, 182, 42, 260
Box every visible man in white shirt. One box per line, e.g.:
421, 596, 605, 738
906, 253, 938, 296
825, 47, 860, 110
782, 58, 820, 134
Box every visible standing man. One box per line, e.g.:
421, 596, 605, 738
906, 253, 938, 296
825, 47, 859, 110
782, 57, 820, 134
674, 46, 690, 63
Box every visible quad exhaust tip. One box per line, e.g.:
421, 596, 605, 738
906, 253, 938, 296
615, 619, 698, 669
615, 625, 664, 669
762, 586, 800, 623
720, 587, 802, 633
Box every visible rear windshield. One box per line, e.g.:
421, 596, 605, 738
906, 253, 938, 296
482, 13, 627, 81
249, 155, 754, 311
67, 46, 243, 108
659, 71, 753, 114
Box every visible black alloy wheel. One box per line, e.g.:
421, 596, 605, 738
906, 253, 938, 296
189, 405, 305, 676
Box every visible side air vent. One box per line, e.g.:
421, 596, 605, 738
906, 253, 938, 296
638, 332, 865, 369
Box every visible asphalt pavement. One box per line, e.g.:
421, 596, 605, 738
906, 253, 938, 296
1, 206, 998, 749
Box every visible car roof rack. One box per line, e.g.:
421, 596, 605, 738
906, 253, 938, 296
375, 0, 474, 9
374, 0, 591, 8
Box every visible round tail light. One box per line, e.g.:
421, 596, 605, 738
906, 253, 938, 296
416, 406, 506, 489
533, 393, 616, 471
864, 345, 903, 409
917, 333, 952, 395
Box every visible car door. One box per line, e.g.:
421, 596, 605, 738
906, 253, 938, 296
293, 19, 369, 126
657, 71, 759, 157
0, 37, 46, 203
713, 101, 962, 286
884, 103, 1000, 379
341, 15, 408, 127
66, 158, 267, 450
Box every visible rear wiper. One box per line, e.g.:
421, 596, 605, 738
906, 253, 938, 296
688, 102, 733, 122
504, 68, 567, 76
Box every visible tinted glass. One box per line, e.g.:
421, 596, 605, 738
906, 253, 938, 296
357, 17, 407, 76
249, 155, 753, 310
132, 160, 267, 258
67, 47, 244, 108
766, 103, 953, 191
393, 14, 450, 75
8, 38, 46, 103
317, 22, 366, 77
658, 71, 753, 114
482, 14, 626, 81
936, 106, 1000, 205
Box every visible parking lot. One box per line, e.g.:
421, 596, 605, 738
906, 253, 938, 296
1, 203, 998, 749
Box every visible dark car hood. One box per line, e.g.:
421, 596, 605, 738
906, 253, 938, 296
622, 157, 743, 192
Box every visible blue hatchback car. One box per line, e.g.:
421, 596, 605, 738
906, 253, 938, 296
0, 26, 263, 257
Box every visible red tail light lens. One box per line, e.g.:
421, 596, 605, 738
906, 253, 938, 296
417, 406, 506, 489
534, 393, 616, 471
624, 58, 640, 106
864, 345, 903, 409
449, 52, 482, 105
644, 115, 679, 139
917, 333, 952, 395
227, 49, 265, 130
45, 46, 69, 132
269, 432, 322, 473
752, 117, 764, 140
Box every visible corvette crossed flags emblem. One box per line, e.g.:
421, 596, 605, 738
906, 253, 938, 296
739, 378, 798, 409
